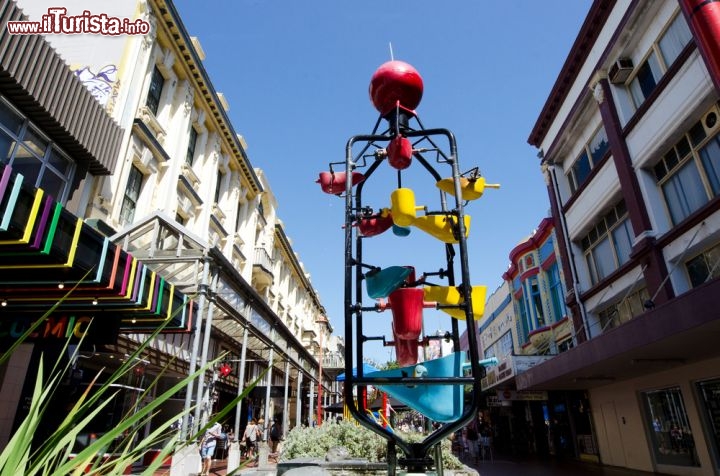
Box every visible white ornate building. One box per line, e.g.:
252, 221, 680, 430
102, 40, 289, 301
1, 0, 343, 452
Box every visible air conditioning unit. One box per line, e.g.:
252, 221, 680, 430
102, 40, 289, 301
702, 105, 720, 136
608, 57, 634, 84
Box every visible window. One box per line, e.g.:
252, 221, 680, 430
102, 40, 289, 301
658, 12, 692, 70
642, 387, 699, 467
685, 242, 720, 288
0, 97, 74, 202
699, 131, 720, 195
629, 55, 661, 106
581, 201, 633, 284
528, 277, 545, 328
145, 66, 165, 116
568, 126, 609, 194
655, 111, 720, 225
547, 262, 567, 322
235, 198, 247, 233
516, 297, 529, 344
696, 378, 720, 469
483, 330, 513, 360
557, 338, 574, 352
185, 127, 197, 166
0, 98, 24, 136
214, 170, 223, 204
498, 331, 513, 356
629, 12, 691, 109
597, 286, 649, 331
119, 165, 144, 226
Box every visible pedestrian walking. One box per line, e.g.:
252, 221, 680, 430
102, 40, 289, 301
242, 419, 261, 461
199, 419, 223, 476
465, 422, 479, 462
269, 419, 282, 454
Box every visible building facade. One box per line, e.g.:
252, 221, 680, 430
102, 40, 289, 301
466, 220, 590, 460
1, 0, 342, 454
525, 1, 720, 474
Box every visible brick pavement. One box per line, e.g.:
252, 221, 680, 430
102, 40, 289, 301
462, 454, 670, 476
145, 455, 278, 476
145, 453, 670, 476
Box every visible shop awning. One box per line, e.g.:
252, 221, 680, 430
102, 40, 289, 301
0, 165, 195, 334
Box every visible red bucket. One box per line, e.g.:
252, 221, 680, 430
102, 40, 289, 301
388, 287, 423, 340
394, 337, 419, 367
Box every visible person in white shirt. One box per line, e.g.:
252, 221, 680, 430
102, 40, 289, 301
200, 420, 223, 476
242, 419, 261, 461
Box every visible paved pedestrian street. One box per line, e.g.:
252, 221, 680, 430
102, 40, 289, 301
143, 453, 669, 476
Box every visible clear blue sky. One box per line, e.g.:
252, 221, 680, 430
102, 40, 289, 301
173, 0, 593, 364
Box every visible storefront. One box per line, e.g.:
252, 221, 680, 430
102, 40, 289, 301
637, 374, 720, 472
482, 353, 599, 462
0, 162, 196, 446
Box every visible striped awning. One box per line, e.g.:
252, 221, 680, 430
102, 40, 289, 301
0, 164, 194, 334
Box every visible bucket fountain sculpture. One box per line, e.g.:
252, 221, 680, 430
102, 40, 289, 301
317, 60, 499, 474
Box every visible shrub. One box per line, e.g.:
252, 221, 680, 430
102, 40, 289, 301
279, 420, 463, 470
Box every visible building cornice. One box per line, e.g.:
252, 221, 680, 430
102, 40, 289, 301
504, 217, 555, 279
274, 224, 325, 315
151, 0, 263, 195
528, 0, 616, 147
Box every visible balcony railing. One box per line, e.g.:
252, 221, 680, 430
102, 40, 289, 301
252, 248, 274, 287
254, 248, 273, 271
322, 353, 344, 369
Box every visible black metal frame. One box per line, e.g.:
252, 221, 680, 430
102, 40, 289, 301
340, 108, 486, 474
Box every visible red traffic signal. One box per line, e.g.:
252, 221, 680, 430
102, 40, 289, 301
218, 362, 232, 378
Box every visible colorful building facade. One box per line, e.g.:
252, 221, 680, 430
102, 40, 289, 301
526, 1, 720, 474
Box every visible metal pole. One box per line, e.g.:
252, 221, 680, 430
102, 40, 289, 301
233, 325, 249, 438
283, 360, 290, 438
324, 391, 328, 422
317, 331, 323, 426
182, 256, 210, 438
308, 380, 315, 426
263, 346, 275, 440
295, 370, 303, 428
195, 271, 218, 427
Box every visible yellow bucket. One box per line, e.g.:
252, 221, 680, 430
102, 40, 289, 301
423, 285, 487, 320
390, 188, 418, 227
413, 214, 471, 243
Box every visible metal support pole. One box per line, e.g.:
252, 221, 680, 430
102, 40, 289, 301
317, 329, 324, 426
283, 360, 290, 438
323, 391, 328, 421
295, 371, 303, 428
309, 380, 315, 426
263, 346, 274, 439
195, 272, 218, 427
233, 325, 249, 438
182, 256, 210, 438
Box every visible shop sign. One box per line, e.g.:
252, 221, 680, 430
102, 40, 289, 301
496, 389, 548, 401
482, 356, 514, 389
486, 395, 501, 407
481, 371, 497, 390
0, 314, 119, 344
514, 355, 552, 373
